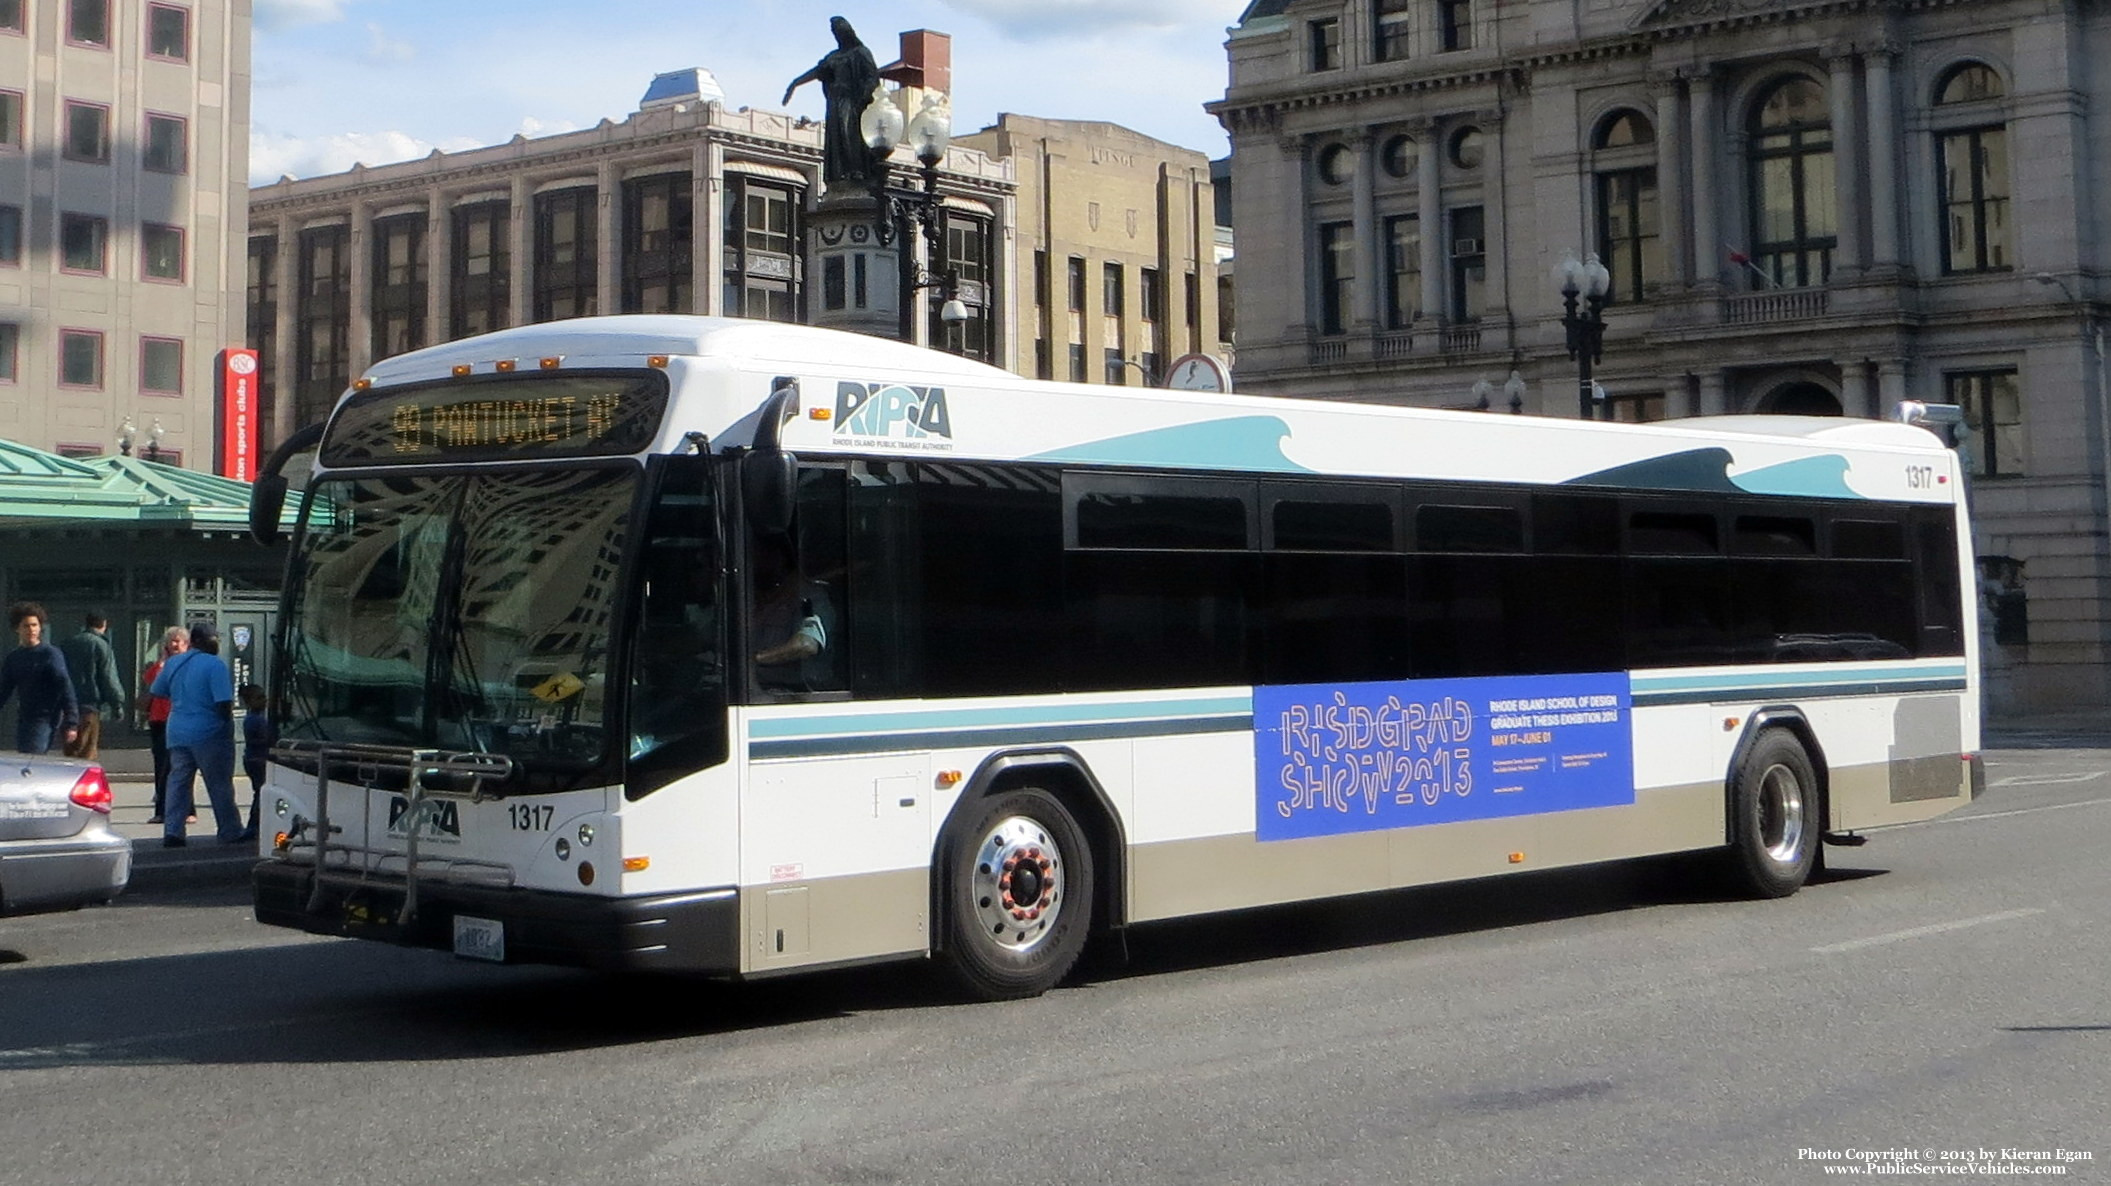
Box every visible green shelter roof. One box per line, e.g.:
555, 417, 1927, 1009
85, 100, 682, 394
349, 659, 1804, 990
0, 438, 293, 530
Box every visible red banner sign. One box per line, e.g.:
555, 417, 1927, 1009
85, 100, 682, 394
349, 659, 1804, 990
218, 348, 260, 480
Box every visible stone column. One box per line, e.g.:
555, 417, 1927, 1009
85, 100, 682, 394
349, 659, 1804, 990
700, 144, 726, 316
1877, 358, 1909, 421
270, 216, 296, 443
510, 176, 532, 327
347, 201, 372, 377
1688, 71, 1720, 290
1653, 76, 1689, 288
425, 188, 451, 341
1840, 358, 1874, 418
596, 160, 619, 316
1482, 110, 1510, 322
1416, 120, 1443, 322
1284, 134, 1315, 336
1864, 44, 1901, 272
1827, 49, 1863, 276
1698, 367, 1727, 415
1351, 129, 1378, 332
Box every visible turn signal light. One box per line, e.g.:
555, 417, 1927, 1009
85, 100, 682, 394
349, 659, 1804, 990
578, 862, 595, 886
69, 768, 113, 814
1508, 851, 1526, 864
936, 770, 963, 787
274, 832, 292, 853
622, 856, 650, 872
1723, 717, 1741, 732
809, 408, 832, 421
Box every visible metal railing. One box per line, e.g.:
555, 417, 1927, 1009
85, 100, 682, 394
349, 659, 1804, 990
1722, 288, 1829, 325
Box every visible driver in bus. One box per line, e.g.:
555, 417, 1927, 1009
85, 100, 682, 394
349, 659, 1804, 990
752, 535, 835, 690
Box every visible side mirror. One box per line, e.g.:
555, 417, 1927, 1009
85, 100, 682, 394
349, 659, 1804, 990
249, 473, 289, 546
742, 450, 798, 534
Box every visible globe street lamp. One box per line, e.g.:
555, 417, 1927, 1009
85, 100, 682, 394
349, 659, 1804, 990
863, 91, 970, 345
1557, 250, 1611, 420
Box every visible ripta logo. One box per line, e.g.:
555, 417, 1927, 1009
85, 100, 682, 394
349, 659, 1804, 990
386, 795, 462, 842
835, 381, 952, 441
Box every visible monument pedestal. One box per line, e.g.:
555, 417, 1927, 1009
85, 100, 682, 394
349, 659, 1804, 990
808, 195, 905, 341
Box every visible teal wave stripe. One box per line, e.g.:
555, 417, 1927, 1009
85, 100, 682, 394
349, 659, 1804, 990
1729, 455, 1858, 499
1025, 416, 1312, 472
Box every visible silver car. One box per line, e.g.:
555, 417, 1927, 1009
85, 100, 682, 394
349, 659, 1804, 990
0, 758, 131, 916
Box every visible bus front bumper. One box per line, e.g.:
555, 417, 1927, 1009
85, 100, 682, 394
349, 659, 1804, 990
252, 860, 741, 974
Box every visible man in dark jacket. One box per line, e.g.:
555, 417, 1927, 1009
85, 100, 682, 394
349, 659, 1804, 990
0, 601, 80, 754
59, 611, 126, 760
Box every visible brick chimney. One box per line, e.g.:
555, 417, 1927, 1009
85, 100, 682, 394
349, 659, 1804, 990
879, 29, 951, 97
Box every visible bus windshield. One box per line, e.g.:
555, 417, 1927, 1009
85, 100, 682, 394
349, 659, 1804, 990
277, 465, 636, 776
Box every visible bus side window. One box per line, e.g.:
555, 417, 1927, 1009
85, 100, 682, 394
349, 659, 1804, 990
752, 466, 849, 695
628, 455, 728, 781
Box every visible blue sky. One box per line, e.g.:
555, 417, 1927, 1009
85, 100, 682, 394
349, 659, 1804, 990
249, 0, 1246, 185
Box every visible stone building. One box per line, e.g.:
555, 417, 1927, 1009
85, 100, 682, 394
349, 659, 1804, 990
957, 115, 1229, 386
0, 0, 251, 469
1212, 0, 2108, 711
246, 49, 1013, 442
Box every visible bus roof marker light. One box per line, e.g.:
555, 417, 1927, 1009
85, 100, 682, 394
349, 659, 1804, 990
648, 354, 670, 368
352, 378, 373, 392
539, 356, 562, 370
451, 364, 473, 378
495, 359, 517, 372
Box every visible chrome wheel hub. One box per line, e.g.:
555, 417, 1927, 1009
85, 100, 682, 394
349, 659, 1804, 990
1759, 763, 1806, 864
969, 815, 1065, 954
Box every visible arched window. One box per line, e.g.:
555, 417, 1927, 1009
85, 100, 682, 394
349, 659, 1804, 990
1591, 110, 1660, 302
1746, 76, 1836, 288
1933, 63, 2011, 275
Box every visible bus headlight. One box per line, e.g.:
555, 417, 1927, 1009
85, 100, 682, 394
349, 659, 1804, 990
577, 823, 594, 847
554, 838, 571, 861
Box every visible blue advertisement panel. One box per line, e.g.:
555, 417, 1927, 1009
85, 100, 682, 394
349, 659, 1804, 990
1255, 673, 1634, 842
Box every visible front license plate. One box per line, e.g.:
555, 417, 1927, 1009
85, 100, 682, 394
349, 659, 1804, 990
452, 914, 505, 962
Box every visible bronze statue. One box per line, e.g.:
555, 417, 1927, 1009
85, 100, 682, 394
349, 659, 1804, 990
783, 15, 883, 191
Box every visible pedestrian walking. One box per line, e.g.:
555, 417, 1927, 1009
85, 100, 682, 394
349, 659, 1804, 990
0, 601, 80, 755
149, 621, 243, 846
58, 612, 126, 761
137, 625, 188, 824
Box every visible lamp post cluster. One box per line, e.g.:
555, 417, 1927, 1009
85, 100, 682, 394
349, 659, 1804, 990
861, 92, 968, 344
1557, 249, 1612, 420
116, 416, 165, 461
1471, 371, 1530, 414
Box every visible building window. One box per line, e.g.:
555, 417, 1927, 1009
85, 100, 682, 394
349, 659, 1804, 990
68, 0, 108, 46
295, 223, 350, 428
1592, 111, 1660, 303
147, 4, 189, 60
1310, 18, 1340, 71
1103, 261, 1125, 317
64, 101, 110, 162
932, 214, 994, 362
1067, 256, 1086, 311
1069, 343, 1086, 382
0, 204, 19, 265
531, 186, 597, 322
140, 336, 182, 394
1385, 213, 1420, 327
1604, 391, 1666, 423
143, 113, 187, 173
1317, 144, 1353, 186
451, 199, 511, 338
1375, 0, 1411, 61
141, 222, 184, 281
1448, 126, 1483, 170
59, 213, 107, 272
59, 329, 102, 388
370, 212, 427, 359
1439, 0, 1472, 51
1449, 206, 1485, 322
1946, 369, 2023, 477
1105, 347, 1125, 385
623, 171, 694, 315
1933, 64, 2011, 276
246, 235, 278, 430
1318, 221, 1354, 335
1381, 135, 1417, 179
720, 174, 800, 321
0, 322, 16, 382
1, 1, 22, 33
0, 89, 20, 150
1747, 75, 1835, 289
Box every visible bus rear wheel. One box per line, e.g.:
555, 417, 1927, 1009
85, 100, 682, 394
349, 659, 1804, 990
1723, 730, 1820, 899
940, 788, 1094, 1001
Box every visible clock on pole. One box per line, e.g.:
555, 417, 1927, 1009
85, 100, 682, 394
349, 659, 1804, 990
1165, 353, 1230, 392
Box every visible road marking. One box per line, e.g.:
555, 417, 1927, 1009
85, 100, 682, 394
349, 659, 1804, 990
1811, 908, 2044, 955
1910, 797, 2111, 828
1989, 770, 2107, 787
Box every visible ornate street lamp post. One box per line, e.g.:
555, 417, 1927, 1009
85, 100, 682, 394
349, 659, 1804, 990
1557, 250, 1612, 420
863, 93, 969, 347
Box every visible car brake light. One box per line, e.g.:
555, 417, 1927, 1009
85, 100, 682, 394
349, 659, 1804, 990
70, 767, 114, 814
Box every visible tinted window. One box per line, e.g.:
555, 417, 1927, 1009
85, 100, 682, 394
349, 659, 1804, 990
1534, 493, 1620, 555
1733, 515, 1816, 556
1630, 510, 1719, 554
1266, 553, 1408, 683
1416, 504, 1524, 553
1271, 499, 1396, 552
1069, 475, 1253, 551
914, 464, 1065, 697
1066, 551, 1254, 690
1832, 518, 1905, 559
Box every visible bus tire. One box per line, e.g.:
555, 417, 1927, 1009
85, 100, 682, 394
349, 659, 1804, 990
1723, 729, 1820, 899
940, 788, 1094, 1001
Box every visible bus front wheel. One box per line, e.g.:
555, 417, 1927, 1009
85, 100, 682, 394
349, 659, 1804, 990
1723, 730, 1820, 899
941, 788, 1095, 1001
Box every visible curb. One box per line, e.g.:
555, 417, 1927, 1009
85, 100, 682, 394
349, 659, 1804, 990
125, 843, 258, 894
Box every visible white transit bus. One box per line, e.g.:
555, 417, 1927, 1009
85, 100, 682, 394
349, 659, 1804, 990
246, 315, 1980, 999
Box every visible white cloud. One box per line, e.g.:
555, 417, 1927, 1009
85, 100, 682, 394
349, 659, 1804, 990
938, 0, 1235, 39
248, 129, 483, 186
253, 0, 353, 33
364, 22, 415, 64
517, 116, 581, 139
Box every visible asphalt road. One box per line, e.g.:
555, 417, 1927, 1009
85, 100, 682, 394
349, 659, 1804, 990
2, 745, 2105, 1186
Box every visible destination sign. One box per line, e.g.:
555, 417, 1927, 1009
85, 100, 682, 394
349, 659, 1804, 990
321, 372, 668, 464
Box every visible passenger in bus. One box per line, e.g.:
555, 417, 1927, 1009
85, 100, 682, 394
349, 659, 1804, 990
751, 536, 835, 690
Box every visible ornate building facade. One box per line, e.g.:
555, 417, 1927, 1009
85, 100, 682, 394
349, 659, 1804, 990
1214, 0, 2108, 711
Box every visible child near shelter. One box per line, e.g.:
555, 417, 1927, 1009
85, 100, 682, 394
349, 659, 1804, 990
238, 684, 274, 843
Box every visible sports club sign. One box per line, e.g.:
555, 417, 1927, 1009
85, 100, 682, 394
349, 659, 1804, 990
218, 348, 260, 480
